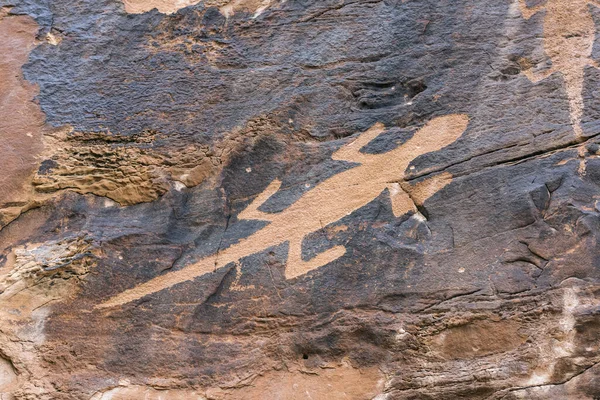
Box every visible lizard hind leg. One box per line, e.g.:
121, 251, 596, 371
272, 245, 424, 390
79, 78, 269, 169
285, 239, 347, 280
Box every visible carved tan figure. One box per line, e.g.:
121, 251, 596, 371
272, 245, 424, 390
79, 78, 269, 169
519, 0, 600, 137
98, 115, 469, 308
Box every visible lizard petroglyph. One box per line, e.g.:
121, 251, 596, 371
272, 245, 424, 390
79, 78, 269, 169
98, 114, 469, 308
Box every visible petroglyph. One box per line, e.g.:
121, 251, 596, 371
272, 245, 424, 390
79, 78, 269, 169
518, 0, 600, 138
98, 114, 469, 308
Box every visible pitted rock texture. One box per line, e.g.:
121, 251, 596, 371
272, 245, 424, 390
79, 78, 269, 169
2, 0, 600, 399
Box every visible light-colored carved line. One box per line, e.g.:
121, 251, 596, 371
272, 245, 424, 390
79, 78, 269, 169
519, 0, 600, 139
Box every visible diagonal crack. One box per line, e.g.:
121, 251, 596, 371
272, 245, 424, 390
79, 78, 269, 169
418, 288, 482, 312
406, 129, 600, 183
299, 0, 384, 23
214, 197, 233, 270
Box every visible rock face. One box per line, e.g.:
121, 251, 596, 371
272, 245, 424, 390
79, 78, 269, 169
2, 0, 600, 398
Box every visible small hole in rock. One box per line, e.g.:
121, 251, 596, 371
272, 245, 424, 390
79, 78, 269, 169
302, 354, 309, 360
406, 79, 427, 98
500, 66, 520, 76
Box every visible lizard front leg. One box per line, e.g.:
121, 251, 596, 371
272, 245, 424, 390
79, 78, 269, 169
401, 172, 453, 208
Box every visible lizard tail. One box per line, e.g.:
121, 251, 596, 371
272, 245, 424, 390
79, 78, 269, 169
237, 179, 281, 221
96, 253, 220, 309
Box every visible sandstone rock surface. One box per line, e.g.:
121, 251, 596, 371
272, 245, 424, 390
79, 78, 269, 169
2, 0, 600, 399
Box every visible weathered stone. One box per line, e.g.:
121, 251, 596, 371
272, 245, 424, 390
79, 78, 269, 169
2, 0, 600, 398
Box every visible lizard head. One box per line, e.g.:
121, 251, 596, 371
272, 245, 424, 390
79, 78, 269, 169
398, 114, 469, 163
